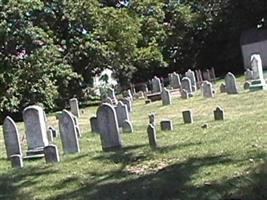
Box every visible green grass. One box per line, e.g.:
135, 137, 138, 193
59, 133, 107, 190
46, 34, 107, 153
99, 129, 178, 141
0, 76, 266, 200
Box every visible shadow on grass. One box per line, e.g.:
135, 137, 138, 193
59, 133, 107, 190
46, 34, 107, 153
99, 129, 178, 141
0, 165, 58, 200
49, 153, 267, 200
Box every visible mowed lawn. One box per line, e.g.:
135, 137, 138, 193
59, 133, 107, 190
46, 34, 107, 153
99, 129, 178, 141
0, 77, 266, 200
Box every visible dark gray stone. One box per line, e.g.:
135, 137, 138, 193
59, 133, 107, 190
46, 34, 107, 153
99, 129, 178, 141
97, 103, 123, 151
225, 72, 239, 94
69, 98, 80, 117
147, 124, 158, 149
44, 144, 60, 163
122, 120, 133, 133
181, 89, 189, 99
90, 117, 99, 133
214, 106, 224, 121
115, 101, 130, 127
160, 120, 173, 131
10, 154, 23, 168
182, 110, 193, 124
244, 81, 251, 90
220, 83, 226, 93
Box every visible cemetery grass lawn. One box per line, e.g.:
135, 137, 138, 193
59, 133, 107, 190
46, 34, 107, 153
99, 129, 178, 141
0, 76, 266, 200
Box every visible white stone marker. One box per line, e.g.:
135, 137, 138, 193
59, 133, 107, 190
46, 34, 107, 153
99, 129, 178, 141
23, 105, 48, 150
225, 72, 238, 94
59, 110, 80, 154
181, 77, 193, 94
152, 76, 162, 93
169, 72, 181, 89
202, 81, 215, 98
161, 87, 172, 105
185, 69, 197, 92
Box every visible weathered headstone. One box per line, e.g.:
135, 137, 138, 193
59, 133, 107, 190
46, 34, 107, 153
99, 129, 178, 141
3, 116, 22, 158
160, 120, 173, 131
122, 98, 132, 112
185, 69, 197, 92
44, 144, 60, 163
220, 83, 226, 93
107, 87, 118, 104
23, 105, 48, 150
147, 124, 158, 149
182, 110, 193, 124
152, 76, 162, 93
249, 54, 267, 91
181, 89, 189, 99
225, 72, 239, 94
202, 81, 215, 98
10, 154, 23, 168
124, 89, 133, 102
47, 129, 54, 142
59, 110, 80, 154
210, 67, 216, 82
69, 98, 80, 118
97, 103, 123, 151
90, 117, 99, 133
203, 69, 211, 81
122, 120, 133, 133
161, 87, 172, 105
214, 106, 224, 121
169, 72, 181, 89
115, 101, 130, 127
149, 113, 156, 126
181, 77, 192, 94
48, 126, 57, 138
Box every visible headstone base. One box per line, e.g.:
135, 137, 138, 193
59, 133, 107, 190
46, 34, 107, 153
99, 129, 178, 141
249, 80, 267, 92
102, 145, 123, 152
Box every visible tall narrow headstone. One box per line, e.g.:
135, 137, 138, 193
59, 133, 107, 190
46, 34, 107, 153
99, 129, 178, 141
148, 113, 156, 126
97, 103, 123, 151
210, 67, 216, 82
90, 117, 99, 133
115, 101, 130, 127
44, 144, 60, 163
202, 81, 215, 98
69, 98, 80, 118
147, 124, 158, 149
23, 105, 48, 150
181, 77, 192, 94
161, 87, 172, 105
3, 116, 22, 158
126, 89, 133, 102
225, 72, 239, 94
59, 110, 80, 154
107, 87, 118, 104
152, 76, 162, 93
185, 69, 197, 92
122, 98, 132, 112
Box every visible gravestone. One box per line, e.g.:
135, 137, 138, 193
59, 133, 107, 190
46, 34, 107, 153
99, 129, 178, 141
115, 101, 130, 127
122, 98, 132, 112
59, 110, 80, 154
3, 116, 22, 158
181, 89, 189, 99
214, 106, 224, 121
160, 120, 173, 131
244, 81, 251, 90
182, 110, 193, 124
149, 113, 156, 126
202, 81, 215, 98
90, 117, 99, 133
48, 126, 57, 138
249, 54, 267, 91
23, 105, 48, 150
225, 72, 239, 94
147, 124, 158, 149
181, 77, 192, 94
244, 68, 253, 80
97, 103, 123, 151
185, 69, 197, 92
210, 67, 216, 82
10, 154, 23, 168
161, 87, 172, 105
169, 72, 181, 89
122, 120, 133, 133
124, 89, 133, 102
203, 70, 211, 81
44, 144, 60, 163
72, 114, 81, 138
107, 87, 118, 104
152, 76, 162, 93
69, 98, 80, 118
47, 129, 54, 142
220, 83, 226, 93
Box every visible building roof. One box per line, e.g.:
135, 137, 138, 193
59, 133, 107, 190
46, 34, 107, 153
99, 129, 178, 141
240, 28, 267, 45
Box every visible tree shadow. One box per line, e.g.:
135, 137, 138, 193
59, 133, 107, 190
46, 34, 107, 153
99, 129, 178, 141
0, 165, 58, 200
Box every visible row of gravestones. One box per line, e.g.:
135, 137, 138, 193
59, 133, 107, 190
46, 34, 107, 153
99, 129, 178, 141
147, 106, 224, 148
3, 98, 82, 168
